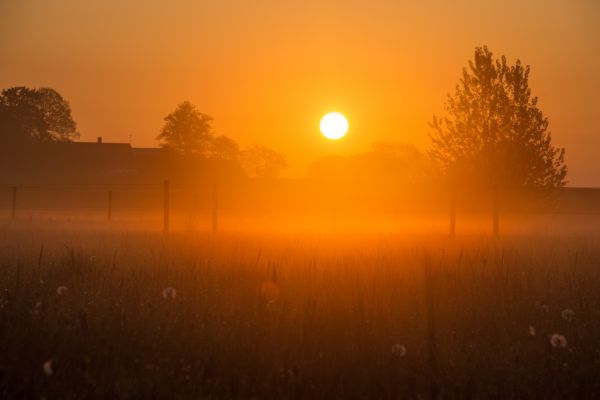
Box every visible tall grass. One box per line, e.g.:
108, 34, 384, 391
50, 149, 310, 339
1, 227, 599, 398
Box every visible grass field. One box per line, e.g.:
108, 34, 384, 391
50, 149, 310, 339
1, 226, 599, 398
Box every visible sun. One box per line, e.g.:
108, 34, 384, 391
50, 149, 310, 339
320, 112, 348, 140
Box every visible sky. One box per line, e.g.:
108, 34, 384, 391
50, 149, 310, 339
1, 0, 599, 185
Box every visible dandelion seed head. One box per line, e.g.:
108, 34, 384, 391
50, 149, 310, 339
56, 286, 68, 295
550, 333, 567, 348
162, 287, 177, 300
561, 308, 575, 322
43, 360, 53, 376
391, 344, 407, 357
535, 301, 549, 313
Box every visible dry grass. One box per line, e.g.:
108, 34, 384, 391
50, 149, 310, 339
1, 226, 599, 398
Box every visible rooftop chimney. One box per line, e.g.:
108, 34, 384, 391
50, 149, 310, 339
97, 137, 102, 144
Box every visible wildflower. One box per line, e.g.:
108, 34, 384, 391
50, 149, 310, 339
528, 326, 536, 337
56, 286, 68, 295
43, 360, 53, 376
561, 308, 575, 322
550, 333, 567, 348
162, 287, 177, 300
391, 344, 407, 357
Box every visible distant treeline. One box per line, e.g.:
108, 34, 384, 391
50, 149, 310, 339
1, 46, 569, 189
0, 88, 287, 183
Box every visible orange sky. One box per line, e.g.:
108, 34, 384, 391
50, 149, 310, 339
1, 0, 599, 185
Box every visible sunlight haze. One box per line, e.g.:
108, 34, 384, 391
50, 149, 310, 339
3, 2, 600, 397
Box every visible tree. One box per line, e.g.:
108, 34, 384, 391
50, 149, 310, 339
211, 135, 241, 162
156, 101, 214, 156
307, 142, 429, 183
371, 142, 429, 180
241, 145, 287, 179
0, 86, 78, 145
429, 46, 567, 187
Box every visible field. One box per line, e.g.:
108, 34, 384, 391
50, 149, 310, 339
1, 224, 600, 399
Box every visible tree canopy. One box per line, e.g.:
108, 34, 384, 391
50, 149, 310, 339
156, 101, 214, 156
211, 135, 241, 162
241, 145, 287, 179
0, 86, 79, 145
429, 46, 567, 188
308, 142, 428, 184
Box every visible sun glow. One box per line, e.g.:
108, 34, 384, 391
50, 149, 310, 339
320, 112, 348, 140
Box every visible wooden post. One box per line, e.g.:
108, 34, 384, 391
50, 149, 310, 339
449, 184, 456, 237
11, 186, 17, 220
212, 183, 218, 235
163, 180, 170, 234
107, 190, 113, 221
492, 185, 499, 238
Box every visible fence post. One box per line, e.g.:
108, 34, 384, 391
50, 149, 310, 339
107, 190, 113, 221
492, 184, 499, 238
11, 186, 17, 219
449, 184, 456, 237
163, 180, 170, 234
212, 183, 218, 235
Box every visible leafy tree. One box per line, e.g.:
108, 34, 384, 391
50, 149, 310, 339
308, 142, 428, 183
241, 145, 287, 179
157, 101, 214, 156
0, 86, 78, 145
429, 46, 567, 187
371, 142, 429, 179
211, 134, 241, 162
